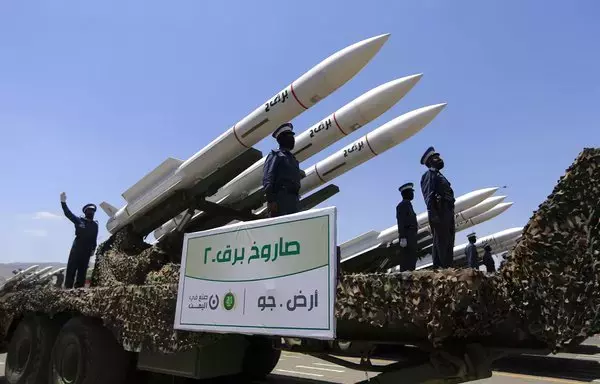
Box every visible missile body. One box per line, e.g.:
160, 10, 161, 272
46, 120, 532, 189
104, 34, 391, 234
455, 196, 507, 223
299, 104, 447, 196
256, 103, 447, 216
340, 187, 499, 261
418, 201, 513, 246
416, 227, 523, 270
454, 202, 513, 233
153, 74, 423, 239
155, 103, 447, 240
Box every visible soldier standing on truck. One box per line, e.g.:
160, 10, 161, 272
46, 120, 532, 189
420, 146, 456, 269
263, 123, 304, 217
464, 232, 479, 269
60, 192, 99, 288
396, 182, 418, 271
481, 242, 496, 272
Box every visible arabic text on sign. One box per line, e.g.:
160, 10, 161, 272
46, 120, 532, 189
203, 237, 301, 265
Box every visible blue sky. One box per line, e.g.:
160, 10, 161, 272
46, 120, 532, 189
0, 1, 598, 263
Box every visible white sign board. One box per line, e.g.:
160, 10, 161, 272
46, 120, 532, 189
174, 207, 337, 339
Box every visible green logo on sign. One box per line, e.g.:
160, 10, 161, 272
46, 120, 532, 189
223, 292, 235, 311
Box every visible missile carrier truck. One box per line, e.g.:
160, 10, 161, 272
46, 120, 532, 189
1, 143, 598, 384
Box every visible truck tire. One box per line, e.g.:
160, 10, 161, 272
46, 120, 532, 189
5, 315, 59, 384
49, 317, 130, 384
242, 336, 281, 380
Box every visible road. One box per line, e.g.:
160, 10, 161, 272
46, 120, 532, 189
2, 337, 600, 383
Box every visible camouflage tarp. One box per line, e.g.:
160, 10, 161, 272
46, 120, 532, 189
1, 148, 598, 353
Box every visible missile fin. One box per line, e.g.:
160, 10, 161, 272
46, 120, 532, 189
121, 157, 183, 203
100, 202, 119, 218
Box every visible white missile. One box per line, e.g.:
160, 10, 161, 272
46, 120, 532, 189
256, 103, 447, 216
155, 102, 447, 241
153, 74, 423, 239
340, 187, 499, 261
455, 195, 507, 223
102, 34, 391, 233
418, 201, 513, 245
416, 227, 524, 270
454, 202, 513, 233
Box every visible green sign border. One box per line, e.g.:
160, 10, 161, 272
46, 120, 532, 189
178, 213, 332, 331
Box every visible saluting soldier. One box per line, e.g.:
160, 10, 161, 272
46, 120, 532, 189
465, 232, 479, 269
263, 123, 303, 217
420, 146, 456, 269
60, 192, 99, 288
395, 183, 419, 271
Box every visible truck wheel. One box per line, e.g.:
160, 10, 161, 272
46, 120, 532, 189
242, 336, 281, 380
49, 317, 130, 384
5, 315, 58, 384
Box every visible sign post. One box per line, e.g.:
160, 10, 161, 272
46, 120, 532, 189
174, 207, 337, 339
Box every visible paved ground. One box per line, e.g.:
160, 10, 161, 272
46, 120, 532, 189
3, 337, 600, 383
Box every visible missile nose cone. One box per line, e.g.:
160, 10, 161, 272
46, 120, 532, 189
345, 33, 391, 63
385, 73, 424, 94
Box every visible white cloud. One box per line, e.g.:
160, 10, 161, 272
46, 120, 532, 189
24, 229, 48, 237
32, 211, 64, 220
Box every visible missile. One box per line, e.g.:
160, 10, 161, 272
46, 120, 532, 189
417, 201, 513, 246
153, 74, 423, 239
454, 202, 513, 233
416, 227, 524, 270
102, 34, 391, 234
416, 196, 507, 240
340, 187, 499, 261
455, 195, 507, 223
255, 103, 447, 216
155, 102, 446, 241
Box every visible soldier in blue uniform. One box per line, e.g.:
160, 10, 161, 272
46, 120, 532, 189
481, 243, 496, 273
60, 192, 99, 288
262, 123, 303, 217
420, 146, 456, 269
396, 182, 418, 271
464, 232, 479, 269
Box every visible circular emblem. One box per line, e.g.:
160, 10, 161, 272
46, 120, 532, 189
223, 292, 235, 311
208, 294, 219, 310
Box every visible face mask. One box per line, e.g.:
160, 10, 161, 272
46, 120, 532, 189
278, 134, 295, 150
402, 190, 415, 201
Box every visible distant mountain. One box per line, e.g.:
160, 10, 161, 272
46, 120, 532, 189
0, 262, 67, 282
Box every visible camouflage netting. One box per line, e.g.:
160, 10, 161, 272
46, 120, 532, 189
498, 148, 600, 347
335, 269, 511, 347
0, 283, 223, 353
0, 148, 598, 353
91, 227, 170, 286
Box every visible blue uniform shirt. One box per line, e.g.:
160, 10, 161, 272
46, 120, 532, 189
396, 200, 418, 241
262, 148, 302, 203
465, 243, 479, 268
420, 168, 455, 217
61, 202, 98, 253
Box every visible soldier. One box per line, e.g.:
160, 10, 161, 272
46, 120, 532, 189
464, 232, 479, 269
396, 182, 418, 271
263, 123, 303, 218
54, 270, 65, 288
482, 242, 496, 273
420, 146, 456, 268
60, 192, 99, 288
